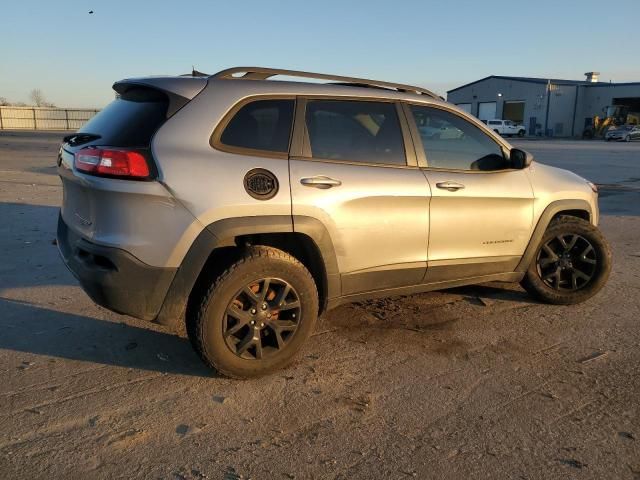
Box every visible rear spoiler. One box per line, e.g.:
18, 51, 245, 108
113, 76, 208, 117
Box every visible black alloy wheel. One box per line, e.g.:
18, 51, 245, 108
521, 216, 611, 305
188, 246, 319, 378
536, 234, 597, 291
223, 277, 301, 360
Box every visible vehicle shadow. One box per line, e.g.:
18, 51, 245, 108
27, 164, 59, 176
0, 202, 77, 290
0, 297, 212, 377
448, 283, 535, 304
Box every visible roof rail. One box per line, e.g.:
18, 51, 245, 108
212, 67, 442, 99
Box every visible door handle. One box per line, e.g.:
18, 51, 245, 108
436, 181, 465, 191
300, 176, 342, 189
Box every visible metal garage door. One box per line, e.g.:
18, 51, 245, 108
503, 101, 525, 123
478, 102, 496, 121
456, 103, 472, 114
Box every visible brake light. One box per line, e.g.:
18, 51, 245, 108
74, 147, 150, 178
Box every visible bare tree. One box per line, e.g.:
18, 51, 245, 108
0, 97, 10, 106
30, 89, 44, 106
30, 89, 51, 107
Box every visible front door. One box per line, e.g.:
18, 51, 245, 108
290, 98, 431, 296
406, 104, 534, 282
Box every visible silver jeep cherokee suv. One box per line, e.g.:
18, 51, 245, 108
57, 67, 611, 378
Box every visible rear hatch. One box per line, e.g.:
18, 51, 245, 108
58, 76, 207, 241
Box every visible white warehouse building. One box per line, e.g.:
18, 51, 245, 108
446, 72, 640, 137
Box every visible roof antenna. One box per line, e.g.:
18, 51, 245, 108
190, 65, 209, 77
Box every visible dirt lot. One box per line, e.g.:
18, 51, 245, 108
1, 131, 639, 479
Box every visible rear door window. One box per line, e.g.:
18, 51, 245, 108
305, 100, 406, 166
219, 99, 294, 154
78, 88, 168, 147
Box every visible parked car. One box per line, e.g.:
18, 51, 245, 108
486, 119, 526, 137
57, 67, 611, 378
605, 124, 640, 142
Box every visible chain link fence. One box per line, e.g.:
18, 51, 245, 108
0, 106, 99, 130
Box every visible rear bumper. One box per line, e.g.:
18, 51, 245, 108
57, 213, 177, 321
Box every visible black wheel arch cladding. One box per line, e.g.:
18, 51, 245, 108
154, 215, 339, 329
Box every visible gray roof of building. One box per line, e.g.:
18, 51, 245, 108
447, 75, 640, 94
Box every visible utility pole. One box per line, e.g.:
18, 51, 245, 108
544, 79, 551, 137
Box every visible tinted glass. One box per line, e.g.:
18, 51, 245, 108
78, 88, 168, 147
220, 99, 294, 153
306, 100, 406, 165
411, 106, 507, 171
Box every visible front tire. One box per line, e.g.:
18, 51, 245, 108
188, 246, 318, 378
625, 135, 631, 142
518, 129, 525, 137
521, 216, 611, 305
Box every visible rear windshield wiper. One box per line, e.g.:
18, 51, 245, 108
63, 133, 101, 146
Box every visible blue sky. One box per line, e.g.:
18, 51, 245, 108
1, 0, 638, 108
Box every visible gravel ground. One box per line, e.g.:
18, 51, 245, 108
1, 131, 639, 479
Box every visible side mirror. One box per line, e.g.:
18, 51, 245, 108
510, 148, 534, 169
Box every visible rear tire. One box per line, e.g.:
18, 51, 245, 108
625, 135, 631, 142
521, 216, 611, 305
518, 129, 525, 137
188, 246, 318, 378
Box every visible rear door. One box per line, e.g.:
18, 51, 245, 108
59, 86, 173, 240
405, 103, 534, 282
289, 98, 431, 296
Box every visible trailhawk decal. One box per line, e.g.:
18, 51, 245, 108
482, 239, 514, 245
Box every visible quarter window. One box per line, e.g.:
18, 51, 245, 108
305, 100, 406, 165
411, 106, 507, 171
219, 99, 294, 154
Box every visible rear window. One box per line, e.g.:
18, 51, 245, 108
488, 120, 502, 125
219, 99, 295, 154
78, 88, 168, 147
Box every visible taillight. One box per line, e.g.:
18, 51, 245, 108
74, 147, 151, 179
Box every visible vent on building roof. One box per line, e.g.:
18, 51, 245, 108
584, 72, 600, 83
